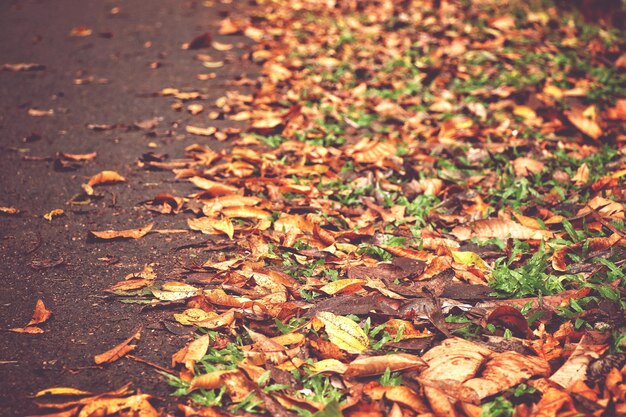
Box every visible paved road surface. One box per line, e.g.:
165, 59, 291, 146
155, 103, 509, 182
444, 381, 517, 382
0, 1, 256, 415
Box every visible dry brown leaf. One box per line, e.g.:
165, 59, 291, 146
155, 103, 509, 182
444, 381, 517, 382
364, 385, 429, 413
451, 219, 553, 241
2, 63, 45, 72
43, 209, 64, 221
186, 125, 217, 136
513, 157, 544, 177
172, 334, 210, 371
94, 330, 141, 364
549, 333, 608, 389
188, 217, 234, 239
27, 299, 52, 326
577, 196, 625, 220
82, 170, 126, 195
572, 163, 590, 185
566, 107, 602, 140
0, 206, 20, 215
70, 25, 92, 37
9, 326, 44, 334
345, 353, 426, 378
606, 99, 626, 120
28, 108, 54, 117
188, 177, 240, 195
58, 152, 97, 161
90, 223, 154, 240
77, 394, 157, 417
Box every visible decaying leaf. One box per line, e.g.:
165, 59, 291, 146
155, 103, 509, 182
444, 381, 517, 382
419, 338, 549, 404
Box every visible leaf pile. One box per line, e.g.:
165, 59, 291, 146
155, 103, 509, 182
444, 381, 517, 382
33, 0, 626, 416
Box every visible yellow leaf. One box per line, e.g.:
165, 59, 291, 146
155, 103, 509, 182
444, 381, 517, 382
316, 312, 369, 354
319, 279, 366, 295
451, 251, 489, 271
43, 209, 64, 221
543, 84, 563, 99
308, 359, 348, 375
173, 309, 217, 326
513, 105, 537, 120
35, 387, 93, 397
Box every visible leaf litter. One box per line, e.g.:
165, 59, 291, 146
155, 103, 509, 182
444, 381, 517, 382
31, 0, 626, 416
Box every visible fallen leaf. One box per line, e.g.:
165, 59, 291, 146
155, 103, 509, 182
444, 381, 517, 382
27, 299, 52, 326
58, 152, 97, 161
345, 353, 426, 378
9, 326, 44, 334
43, 209, 64, 221
82, 170, 126, 195
451, 219, 553, 241
70, 25, 92, 37
566, 107, 602, 140
188, 217, 234, 239
28, 108, 54, 117
185, 32, 212, 49
315, 312, 369, 354
90, 223, 154, 240
186, 125, 217, 136
0, 206, 20, 215
572, 163, 590, 185
513, 157, 544, 177
35, 387, 93, 397
2, 63, 45, 72
94, 330, 141, 364
172, 334, 210, 371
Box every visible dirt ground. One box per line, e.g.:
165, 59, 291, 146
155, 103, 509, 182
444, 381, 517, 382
0, 1, 256, 415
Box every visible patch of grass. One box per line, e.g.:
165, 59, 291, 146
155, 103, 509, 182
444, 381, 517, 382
489, 243, 579, 298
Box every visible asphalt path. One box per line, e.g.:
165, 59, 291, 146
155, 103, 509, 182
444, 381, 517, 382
0, 1, 256, 415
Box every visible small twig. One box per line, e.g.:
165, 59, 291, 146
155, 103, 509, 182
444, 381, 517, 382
126, 354, 174, 375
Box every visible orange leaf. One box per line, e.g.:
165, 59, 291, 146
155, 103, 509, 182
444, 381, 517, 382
27, 299, 52, 326
94, 330, 141, 364
9, 326, 44, 334
90, 223, 154, 240
82, 170, 126, 195
172, 334, 210, 371
0, 206, 20, 215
